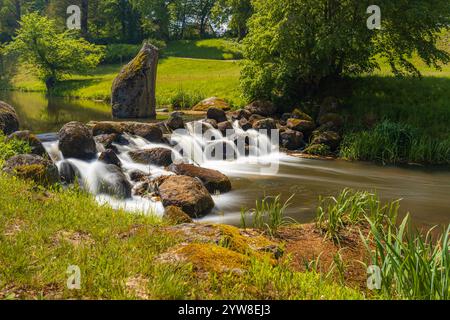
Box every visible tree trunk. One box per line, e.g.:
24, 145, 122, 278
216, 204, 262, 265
81, 0, 89, 38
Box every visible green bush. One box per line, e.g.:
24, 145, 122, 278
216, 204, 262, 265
0, 133, 31, 167
168, 87, 205, 109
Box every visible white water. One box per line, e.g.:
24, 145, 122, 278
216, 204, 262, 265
43, 120, 283, 218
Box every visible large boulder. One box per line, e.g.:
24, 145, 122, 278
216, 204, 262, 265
129, 147, 174, 166
111, 43, 158, 118
157, 175, 214, 217
206, 107, 227, 123
245, 100, 277, 117
0, 101, 19, 135
58, 121, 97, 159
167, 163, 231, 194
7, 130, 47, 157
123, 122, 163, 142
3, 154, 59, 185
97, 164, 132, 198
192, 97, 231, 111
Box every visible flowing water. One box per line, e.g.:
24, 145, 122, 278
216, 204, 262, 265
2, 91, 450, 228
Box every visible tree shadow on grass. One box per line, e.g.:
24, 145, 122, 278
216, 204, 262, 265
342, 75, 450, 136
163, 40, 243, 60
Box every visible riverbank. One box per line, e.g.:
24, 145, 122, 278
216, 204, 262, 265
0, 173, 365, 299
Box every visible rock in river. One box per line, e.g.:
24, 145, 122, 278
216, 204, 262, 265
129, 147, 174, 166
96, 164, 132, 198
168, 163, 231, 194
0, 101, 19, 135
58, 121, 97, 159
157, 175, 215, 217
111, 43, 158, 118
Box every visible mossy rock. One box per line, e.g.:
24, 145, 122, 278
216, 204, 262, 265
291, 108, 313, 122
159, 243, 249, 274
0, 101, 19, 135
192, 97, 231, 111
286, 118, 316, 133
303, 143, 332, 156
311, 131, 341, 150
163, 206, 193, 225
3, 154, 60, 186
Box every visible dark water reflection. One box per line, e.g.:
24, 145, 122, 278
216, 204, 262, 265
0, 91, 112, 133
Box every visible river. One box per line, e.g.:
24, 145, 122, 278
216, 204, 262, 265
1, 91, 449, 228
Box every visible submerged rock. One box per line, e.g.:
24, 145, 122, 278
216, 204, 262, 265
3, 154, 59, 185
128, 169, 148, 182
157, 175, 214, 217
111, 43, 158, 118
0, 101, 19, 135
192, 97, 231, 111
7, 130, 47, 157
59, 160, 81, 184
99, 149, 122, 167
168, 163, 231, 194
129, 147, 174, 166
97, 164, 132, 198
58, 121, 97, 159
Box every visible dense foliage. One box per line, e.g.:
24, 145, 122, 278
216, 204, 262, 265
0, 0, 252, 43
4, 13, 104, 90
241, 0, 450, 103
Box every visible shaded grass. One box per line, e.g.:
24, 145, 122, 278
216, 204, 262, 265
164, 39, 243, 60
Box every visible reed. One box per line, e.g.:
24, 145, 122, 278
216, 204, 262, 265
240, 194, 294, 235
315, 188, 399, 242
362, 214, 450, 299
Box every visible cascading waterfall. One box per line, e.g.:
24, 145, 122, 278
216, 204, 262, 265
42, 119, 285, 218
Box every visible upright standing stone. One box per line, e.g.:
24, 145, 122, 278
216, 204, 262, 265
111, 43, 158, 118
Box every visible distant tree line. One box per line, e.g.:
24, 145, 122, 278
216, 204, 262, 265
0, 0, 253, 44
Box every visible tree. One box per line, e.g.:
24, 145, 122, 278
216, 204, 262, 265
5, 13, 104, 91
212, 0, 252, 39
241, 0, 450, 103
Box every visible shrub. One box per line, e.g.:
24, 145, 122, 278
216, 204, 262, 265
0, 133, 31, 167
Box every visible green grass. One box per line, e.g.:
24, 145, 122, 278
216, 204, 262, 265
7, 57, 243, 107
164, 39, 243, 60
0, 173, 366, 299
